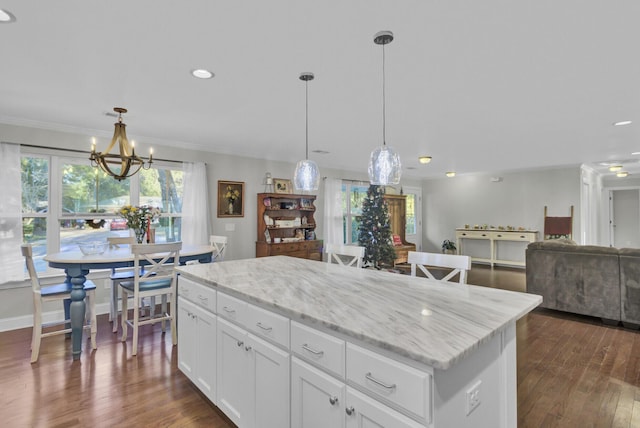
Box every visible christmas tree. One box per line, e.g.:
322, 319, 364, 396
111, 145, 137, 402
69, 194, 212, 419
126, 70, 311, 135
357, 185, 396, 269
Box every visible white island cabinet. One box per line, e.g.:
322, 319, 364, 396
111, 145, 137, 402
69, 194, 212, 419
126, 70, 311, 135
176, 256, 541, 428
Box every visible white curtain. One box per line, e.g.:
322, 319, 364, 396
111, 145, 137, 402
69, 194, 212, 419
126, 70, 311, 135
181, 162, 210, 245
323, 178, 343, 246
0, 143, 24, 284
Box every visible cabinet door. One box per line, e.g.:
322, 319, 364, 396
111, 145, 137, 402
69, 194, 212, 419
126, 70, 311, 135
292, 357, 345, 428
194, 304, 216, 404
217, 318, 253, 427
345, 387, 423, 428
250, 333, 290, 428
177, 297, 197, 382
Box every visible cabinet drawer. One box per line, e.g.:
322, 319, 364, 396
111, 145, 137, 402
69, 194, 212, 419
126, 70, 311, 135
217, 292, 247, 326
346, 343, 432, 423
457, 230, 491, 239
178, 277, 216, 313
494, 232, 534, 241
291, 321, 345, 378
271, 243, 300, 254
245, 304, 290, 349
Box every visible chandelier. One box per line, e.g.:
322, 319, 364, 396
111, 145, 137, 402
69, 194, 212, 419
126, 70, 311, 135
368, 31, 402, 185
90, 107, 152, 181
293, 72, 320, 192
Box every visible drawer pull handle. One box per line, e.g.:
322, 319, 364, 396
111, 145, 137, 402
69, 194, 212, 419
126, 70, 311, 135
365, 372, 397, 391
329, 396, 339, 406
236, 340, 244, 347
345, 406, 355, 416
223, 306, 236, 313
198, 295, 208, 304
256, 322, 273, 332
520, 235, 526, 238
245, 345, 252, 351
302, 344, 324, 356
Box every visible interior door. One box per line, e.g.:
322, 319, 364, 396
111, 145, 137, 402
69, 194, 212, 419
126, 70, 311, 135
610, 189, 640, 248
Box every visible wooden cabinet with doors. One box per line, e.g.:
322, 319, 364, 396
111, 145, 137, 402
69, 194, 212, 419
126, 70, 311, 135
256, 193, 323, 260
383, 194, 416, 265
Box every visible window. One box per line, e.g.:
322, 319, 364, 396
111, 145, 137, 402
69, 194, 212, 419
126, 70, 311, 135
21, 150, 183, 273
405, 193, 416, 236
342, 182, 369, 244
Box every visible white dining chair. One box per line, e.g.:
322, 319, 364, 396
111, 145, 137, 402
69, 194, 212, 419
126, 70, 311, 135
408, 251, 472, 284
325, 243, 365, 268
22, 243, 97, 363
209, 235, 228, 261
120, 242, 182, 356
107, 236, 155, 333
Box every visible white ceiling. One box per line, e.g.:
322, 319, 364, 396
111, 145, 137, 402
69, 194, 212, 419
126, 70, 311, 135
2, 1, 640, 179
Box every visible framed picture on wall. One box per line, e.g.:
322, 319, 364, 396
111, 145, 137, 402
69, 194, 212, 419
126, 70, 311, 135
273, 178, 292, 194
218, 180, 245, 217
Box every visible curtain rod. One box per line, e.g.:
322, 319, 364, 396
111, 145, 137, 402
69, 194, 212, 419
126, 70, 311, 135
20, 143, 183, 164
323, 176, 370, 184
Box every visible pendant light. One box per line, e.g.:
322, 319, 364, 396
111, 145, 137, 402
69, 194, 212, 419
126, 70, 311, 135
293, 72, 320, 192
368, 31, 402, 185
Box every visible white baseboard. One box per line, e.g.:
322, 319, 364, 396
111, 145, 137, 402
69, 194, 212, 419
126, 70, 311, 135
0, 302, 111, 333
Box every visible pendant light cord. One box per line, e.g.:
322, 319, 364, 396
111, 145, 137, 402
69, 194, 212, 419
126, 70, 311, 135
305, 79, 309, 159
382, 42, 386, 147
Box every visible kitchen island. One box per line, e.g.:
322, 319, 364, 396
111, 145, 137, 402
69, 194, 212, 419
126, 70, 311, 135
176, 256, 541, 428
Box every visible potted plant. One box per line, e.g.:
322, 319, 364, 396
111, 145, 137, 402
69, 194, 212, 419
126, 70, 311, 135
442, 239, 457, 254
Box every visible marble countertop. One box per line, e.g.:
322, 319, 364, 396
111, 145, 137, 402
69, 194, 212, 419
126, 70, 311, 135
177, 256, 541, 370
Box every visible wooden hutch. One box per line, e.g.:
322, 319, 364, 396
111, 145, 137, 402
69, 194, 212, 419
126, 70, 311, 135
256, 193, 323, 260
383, 194, 416, 265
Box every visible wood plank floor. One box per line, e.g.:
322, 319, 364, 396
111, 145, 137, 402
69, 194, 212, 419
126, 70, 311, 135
1, 265, 639, 427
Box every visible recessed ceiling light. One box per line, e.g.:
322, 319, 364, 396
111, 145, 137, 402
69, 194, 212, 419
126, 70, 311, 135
617, 171, 629, 178
632, 152, 640, 155
445, 171, 456, 178
406, 166, 416, 170
0, 9, 16, 23
418, 156, 432, 164
191, 69, 214, 79
613, 120, 632, 126
609, 165, 623, 172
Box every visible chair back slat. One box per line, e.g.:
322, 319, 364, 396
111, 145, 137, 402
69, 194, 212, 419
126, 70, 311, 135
21, 244, 41, 292
325, 244, 365, 268
131, 242, 182, 287
209, 235, 228, 261
108, 236, 135, 249
408, 251, 471, 284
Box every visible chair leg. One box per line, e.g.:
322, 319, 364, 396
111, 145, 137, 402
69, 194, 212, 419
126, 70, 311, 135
161, 295, 167, 332
31, 297, 43, 364
132, 295, 140, 356
170, 292, 177, 346
110, 280, 118, 331
121, 288, 128, 342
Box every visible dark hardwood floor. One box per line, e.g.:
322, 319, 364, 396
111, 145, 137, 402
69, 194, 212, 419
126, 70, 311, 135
1, 265, 638, 427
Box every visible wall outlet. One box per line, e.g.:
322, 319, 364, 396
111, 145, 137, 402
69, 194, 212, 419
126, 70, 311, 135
466, 380, 481, 415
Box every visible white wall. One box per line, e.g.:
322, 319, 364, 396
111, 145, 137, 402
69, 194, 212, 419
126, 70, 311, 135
421, 167, 582, 256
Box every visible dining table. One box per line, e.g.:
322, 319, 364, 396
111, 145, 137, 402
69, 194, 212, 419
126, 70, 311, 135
45, 243, 214, 360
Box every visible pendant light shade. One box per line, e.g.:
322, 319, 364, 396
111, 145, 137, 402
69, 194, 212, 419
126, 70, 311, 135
368, 30, 402, 186
293, 72, 320, 192
368, 145, 401, 185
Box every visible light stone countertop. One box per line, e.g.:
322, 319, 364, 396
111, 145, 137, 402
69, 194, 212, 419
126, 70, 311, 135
177, 256, 542, 370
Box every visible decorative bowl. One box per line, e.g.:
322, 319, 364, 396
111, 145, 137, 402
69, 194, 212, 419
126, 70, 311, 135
78, 241, 108, 255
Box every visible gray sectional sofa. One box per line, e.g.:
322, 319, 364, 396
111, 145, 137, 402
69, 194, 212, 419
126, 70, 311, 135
526, 240, 640, 327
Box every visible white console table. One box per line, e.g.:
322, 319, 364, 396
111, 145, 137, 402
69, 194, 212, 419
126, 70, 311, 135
455, 229, 538, 267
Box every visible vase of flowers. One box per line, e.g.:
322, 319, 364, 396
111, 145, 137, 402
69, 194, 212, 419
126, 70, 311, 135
225, 185, 240, 215
117, 205, 161, 243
